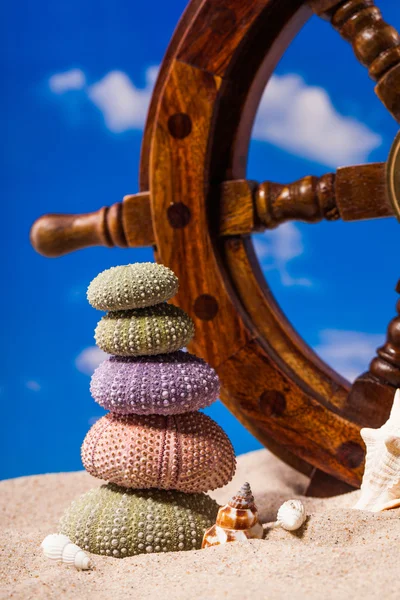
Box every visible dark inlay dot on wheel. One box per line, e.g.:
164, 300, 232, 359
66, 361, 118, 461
193, 294, 219, 321
167, 203, 191, 229
167, 113, 192, 139
259, 390, 286, 417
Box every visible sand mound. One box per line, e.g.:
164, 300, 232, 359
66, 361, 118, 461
1, 449, 399, 600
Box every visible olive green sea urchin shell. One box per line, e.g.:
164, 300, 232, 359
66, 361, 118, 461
59, 484, 219, 557
94, 304, 194, 356
87, 263, 179, 311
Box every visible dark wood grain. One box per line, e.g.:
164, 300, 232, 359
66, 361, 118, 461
223, 235, 351, 412
121, 193, 155, 247
150, 58, 250, 367
30, 193, 154, 257
30, 205, 128, 258
335, 162, 391, 220
370, 295, 400, 386
219, 180, 258, 235
177, 0, 271, 77
220, 163, 391, 236
217, 337, 364, 487
331, 1, 400, 79
140, 0, 205, 191
346, 286, 400, 428
255, 173, 338, 227
326, 0, 400, 122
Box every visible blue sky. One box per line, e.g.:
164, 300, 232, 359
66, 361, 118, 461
2, 1, 400, 480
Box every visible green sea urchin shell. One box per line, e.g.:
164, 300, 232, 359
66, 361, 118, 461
59, 484, 219, 557
94, 304, 194, 356
87, 263, 179, 311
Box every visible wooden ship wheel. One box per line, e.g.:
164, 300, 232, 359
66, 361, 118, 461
31, 0, 400, 494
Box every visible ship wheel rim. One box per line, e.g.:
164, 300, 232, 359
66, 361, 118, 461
140, 0, 392, 486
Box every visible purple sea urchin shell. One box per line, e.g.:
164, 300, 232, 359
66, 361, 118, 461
90, 351, 220, 415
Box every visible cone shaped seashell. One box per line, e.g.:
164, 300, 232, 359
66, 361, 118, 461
276, 499, 306, 531
81, 412, 236, 493
60, 484, 219, 557
41, 534, 92, 570
202, 482, 263, 547
354, 389, 400, 512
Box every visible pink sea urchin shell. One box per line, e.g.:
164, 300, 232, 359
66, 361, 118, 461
81, 412, 236, 493
90, 351, 220, 415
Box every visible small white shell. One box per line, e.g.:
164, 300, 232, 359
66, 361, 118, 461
276, 499, 306, 531
41, 534, 92, 570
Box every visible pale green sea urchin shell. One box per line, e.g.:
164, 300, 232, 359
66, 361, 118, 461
94, 303, 194, 356
59, 484, 219, 557
87, 263, 179, 311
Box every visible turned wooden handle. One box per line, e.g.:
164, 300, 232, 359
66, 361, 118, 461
30, 193, 155, 257
310, 0, 400, 122
30, 204, 127, 258
219, 163, 391, 235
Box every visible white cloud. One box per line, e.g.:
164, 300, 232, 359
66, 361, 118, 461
75, 346, 108, 375
253, 223, 312, 287
253, 73, 381, 168
87, 67, 158, 132
48, 68, 380, 167
26, 380, 41, 392
49, 66, 157, 132
314, 329, 385, 382
49, 69, 86, 94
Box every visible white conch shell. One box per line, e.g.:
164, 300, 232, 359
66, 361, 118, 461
202, 482, 263, 548
41, 534, 92, 570
276, 499, 306, 531
354, 389, 400, 512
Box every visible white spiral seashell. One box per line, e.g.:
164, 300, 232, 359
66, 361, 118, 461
276, 499, 306, 531
41, 534, 92, 570
354, 389, 400, 512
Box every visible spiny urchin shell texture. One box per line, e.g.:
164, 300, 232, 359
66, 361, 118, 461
90, 351, 220, 415
81, 412, 236, 493
87, 263, 179, 311
94, 304, 194, 356
59, 484, 219, 557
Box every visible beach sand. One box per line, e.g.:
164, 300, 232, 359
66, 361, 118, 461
1, 449, 399, 600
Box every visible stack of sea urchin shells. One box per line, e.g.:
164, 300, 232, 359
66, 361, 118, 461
60, 262, 236, 558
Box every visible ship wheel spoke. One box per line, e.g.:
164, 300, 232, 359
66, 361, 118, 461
309, 0, 400, 123
31, 160, 396, 258
219, 162, 392, 236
